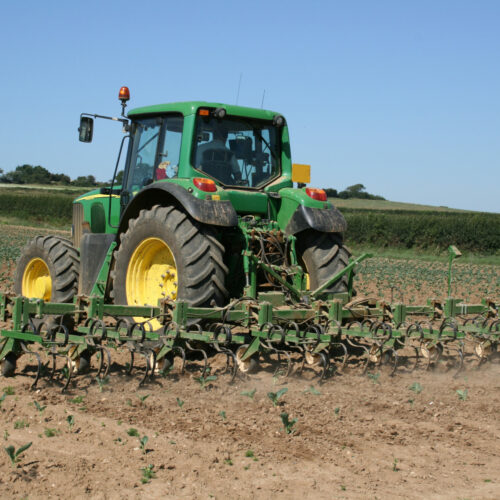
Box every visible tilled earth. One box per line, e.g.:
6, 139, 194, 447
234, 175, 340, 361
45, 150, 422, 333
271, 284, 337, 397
0, 351, 499, 499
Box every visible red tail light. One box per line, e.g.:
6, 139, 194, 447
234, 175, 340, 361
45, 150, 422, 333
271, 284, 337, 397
306, 187, 327, 202
193, 177, 217, 192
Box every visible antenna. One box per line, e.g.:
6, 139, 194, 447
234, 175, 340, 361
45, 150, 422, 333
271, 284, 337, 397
261, 89, 266, 109
236, 73, 243, 104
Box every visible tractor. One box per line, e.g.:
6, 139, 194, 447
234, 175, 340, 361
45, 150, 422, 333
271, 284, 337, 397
14, 86, 351, 325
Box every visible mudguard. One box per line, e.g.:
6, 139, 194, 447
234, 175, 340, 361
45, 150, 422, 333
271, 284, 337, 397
285, 204, 347, 235
117, 182, 238, 235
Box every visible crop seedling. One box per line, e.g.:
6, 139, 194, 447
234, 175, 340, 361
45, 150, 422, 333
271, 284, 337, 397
194, 374, 217, 390
457, 389, 468, 401
409, 382, 423, 394
280, 412, 297, 435
176, 397, 185, 409
96, 376, 110, 392
141, 464, 156, 484
34, 401, 47, 414
4, 442, 32, 467
219, 410, 227, 421
267, 388, 288, 407
272, 369, 285, 385
139, 435, 148, 454
334, 407, 340, 417
0, 393, 6, 408
303, 385, 321, 395
392, 457, 399, 472
367, 372, 380, 384
67, 415, 75, 431
127, 428, 139, 437
241, 388, 257, 399
137, 393, 150, 403
3, 430, 9, 441
14, 420, 29, 429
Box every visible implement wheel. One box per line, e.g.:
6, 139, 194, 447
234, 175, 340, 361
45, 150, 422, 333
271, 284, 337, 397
297, 230, 351, 294
14, 236, 79, 302
112, 205, 228, 329
1, 352, 17, 377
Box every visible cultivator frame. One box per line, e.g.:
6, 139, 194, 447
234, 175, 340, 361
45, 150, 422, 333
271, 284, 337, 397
3, 219, 499, 390
0, 288, 498, 391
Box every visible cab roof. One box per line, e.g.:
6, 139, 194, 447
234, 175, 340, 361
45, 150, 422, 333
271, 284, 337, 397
128, 101, 279, 120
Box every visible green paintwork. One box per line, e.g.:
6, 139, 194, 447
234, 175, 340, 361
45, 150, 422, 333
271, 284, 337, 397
128, 101, 279, 120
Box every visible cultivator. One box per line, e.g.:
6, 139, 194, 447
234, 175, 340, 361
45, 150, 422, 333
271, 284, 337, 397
0, 287, 498, 391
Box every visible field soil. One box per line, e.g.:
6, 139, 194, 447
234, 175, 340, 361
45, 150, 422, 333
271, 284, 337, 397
0, 350, 499, 500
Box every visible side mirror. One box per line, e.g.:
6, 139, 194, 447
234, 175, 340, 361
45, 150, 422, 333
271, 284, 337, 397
79, 116, 94, 143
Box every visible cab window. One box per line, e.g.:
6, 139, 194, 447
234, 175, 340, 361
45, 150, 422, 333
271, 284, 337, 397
125, 115, 183, 192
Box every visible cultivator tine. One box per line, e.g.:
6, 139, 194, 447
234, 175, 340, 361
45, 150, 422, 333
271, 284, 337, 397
185, 340, 209, 376
137, 350, 152, 386
260, 323, 292, 379
380, 347, 399, 376
211, 325, 238, 383
172, 346, 186, 374
20, 324, 43, 390
126, 350, 134, 375
96, 346, 111, 379
329, 342, 348, 373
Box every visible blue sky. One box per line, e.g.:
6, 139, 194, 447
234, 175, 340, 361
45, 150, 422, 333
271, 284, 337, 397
0, 0, 498, 212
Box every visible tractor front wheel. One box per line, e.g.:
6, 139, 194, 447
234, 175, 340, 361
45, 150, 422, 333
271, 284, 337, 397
14, 236, 79, 302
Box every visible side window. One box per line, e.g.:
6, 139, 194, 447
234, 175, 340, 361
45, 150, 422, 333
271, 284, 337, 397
156, 116, 183, 180
126, 118, 161, 192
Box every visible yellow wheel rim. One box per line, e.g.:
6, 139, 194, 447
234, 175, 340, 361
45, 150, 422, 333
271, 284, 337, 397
126, 237, 178, 329
22, 258, 52, 301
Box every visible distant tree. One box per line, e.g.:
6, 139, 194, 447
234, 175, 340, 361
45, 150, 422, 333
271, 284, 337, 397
109, 170, 124, 184
345, 183, 366, 195
51, 173, 71, 185
72, 175, 97, 187
324, 188, 338, 198
336, 183, 385, 200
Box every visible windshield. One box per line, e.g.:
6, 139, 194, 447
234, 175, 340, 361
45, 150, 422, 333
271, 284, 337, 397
192, 114, 280, 188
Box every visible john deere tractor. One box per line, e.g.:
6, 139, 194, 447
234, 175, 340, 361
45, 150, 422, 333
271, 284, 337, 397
14, 87, 351, 328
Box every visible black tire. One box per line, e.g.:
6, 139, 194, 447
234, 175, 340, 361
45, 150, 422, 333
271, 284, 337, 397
297, 230, 351, 294
14, 236, 79, 303
1, 352, 17, 377
112, 205, 228, 309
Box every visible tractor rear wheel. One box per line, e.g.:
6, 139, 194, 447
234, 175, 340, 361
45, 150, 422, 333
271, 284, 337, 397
14, 236, 79, 302
112, 205, 228, 329
297, 230, 351, 294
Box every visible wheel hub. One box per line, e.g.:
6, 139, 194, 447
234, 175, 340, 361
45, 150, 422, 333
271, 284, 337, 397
22, 258, 52, 301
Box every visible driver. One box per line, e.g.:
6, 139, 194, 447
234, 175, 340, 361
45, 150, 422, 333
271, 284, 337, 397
195, 122, 241, 182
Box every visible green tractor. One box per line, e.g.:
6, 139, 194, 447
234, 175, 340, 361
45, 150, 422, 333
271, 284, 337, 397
14, 87, 351, 331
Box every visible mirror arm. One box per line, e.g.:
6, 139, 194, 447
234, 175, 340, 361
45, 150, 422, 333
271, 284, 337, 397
80, 112, 130, 129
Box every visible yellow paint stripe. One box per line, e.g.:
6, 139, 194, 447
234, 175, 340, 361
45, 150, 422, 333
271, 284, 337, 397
77, 194, 120, 201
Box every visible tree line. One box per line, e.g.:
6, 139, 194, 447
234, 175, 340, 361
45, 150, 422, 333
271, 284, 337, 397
324, 183, 385, 200
0, 164, 102, 187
